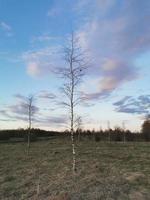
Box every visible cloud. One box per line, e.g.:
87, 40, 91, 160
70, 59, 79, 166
38, 90, 56, 100
22, 47, 61, 77
99, 59, 138, 92
8, 102, 38, 116
114, 95, 150, 115
113, 96, 132, 106
36, 115, 67, 125
76, 0, 150, 100
0, 22, 11, 31
31, 35, 60, 43
27, 62, 42, 77
47, 7, 61, 17
0, 103, 66, 126
6, 101, 39, 119
14, 94, 28, 101
0, 21, 13, 37
0, 94, 67, 128
22, 1, 149, 100
81, 58, 138, 100
75, 0, 116, 15
0, 94, 39, 122
0, 110, 13, 119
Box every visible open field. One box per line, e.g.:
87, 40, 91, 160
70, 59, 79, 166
0, 138, 150, 200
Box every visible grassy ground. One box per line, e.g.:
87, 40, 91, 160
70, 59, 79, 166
0, 137, 150, 200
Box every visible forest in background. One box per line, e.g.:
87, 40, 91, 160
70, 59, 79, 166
0, 116, 150, 142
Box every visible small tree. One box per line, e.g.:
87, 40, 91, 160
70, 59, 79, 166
122, 121, 126, 143
142, 115, 150, 141
107, 120, 111, 142
57, 32, 88, 172
27, 95, 35, 155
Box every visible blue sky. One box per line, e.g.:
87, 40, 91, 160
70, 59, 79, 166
0, 0, 150, 131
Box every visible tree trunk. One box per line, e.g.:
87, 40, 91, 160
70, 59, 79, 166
27, 98, 32, 155
71, 78, 76, 173
27, 128, 30, 155
71, 128, 76, 172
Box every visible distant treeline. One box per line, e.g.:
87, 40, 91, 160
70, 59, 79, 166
0, 129, 60, 141
77, 128, 150, 142
0, 127, 149, 142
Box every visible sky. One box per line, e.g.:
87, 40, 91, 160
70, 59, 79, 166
0, 0, 150, 131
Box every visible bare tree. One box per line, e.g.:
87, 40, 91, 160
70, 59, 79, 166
122, 121, 126, 143
56, 32, 88, 172
142, 115, 150, 141
107, 120, 111, 142
27, 95, 35, 155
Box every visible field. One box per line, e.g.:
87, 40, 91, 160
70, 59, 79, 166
0, 138, 150, 200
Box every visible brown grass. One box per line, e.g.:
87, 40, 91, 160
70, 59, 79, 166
0, 138, 150, 199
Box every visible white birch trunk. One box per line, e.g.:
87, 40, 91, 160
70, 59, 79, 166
70, 37, 76, 173
27, 97, 32, 155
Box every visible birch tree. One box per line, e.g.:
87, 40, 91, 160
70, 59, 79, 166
107, 120, 111, 142
57, 33, 88, 172
122, 121, 126, 143
27, 95, 34, 155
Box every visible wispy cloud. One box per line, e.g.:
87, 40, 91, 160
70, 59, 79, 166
0, 21, 13, 37
22, 0, 149, 100
75, 0, 115, 15
47, 7, 61, 17
36, 115, 67, 125
31, 35, 60, 43
0, 94, 39, 122
76, 0, 150, 100
0, 22, 11, 31
0, 94, 67, 127
22, 47, 61, 77
81, 58, 138, 101
114, 95, 150, 115
38, 90, 56, 100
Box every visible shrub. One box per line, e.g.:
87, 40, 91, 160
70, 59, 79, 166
142, 117, 150, 141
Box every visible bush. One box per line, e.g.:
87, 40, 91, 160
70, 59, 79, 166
142, 117, 150, 141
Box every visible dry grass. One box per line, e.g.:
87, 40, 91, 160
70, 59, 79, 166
0, 138, 150, 199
